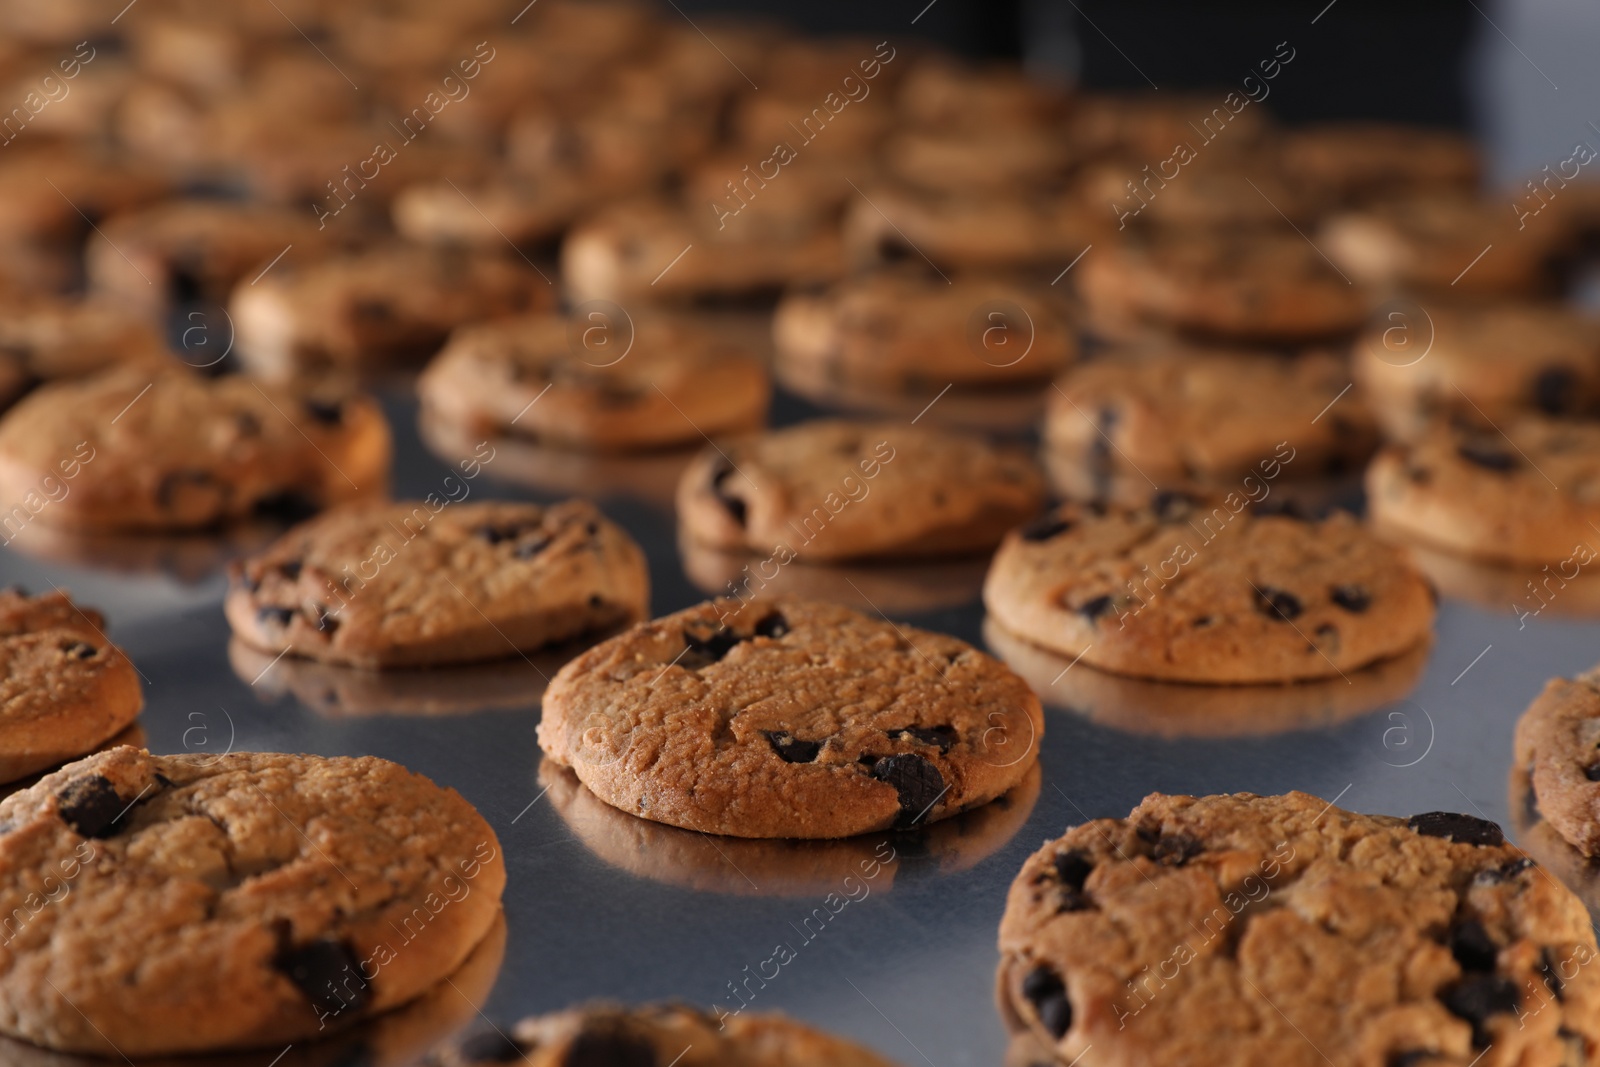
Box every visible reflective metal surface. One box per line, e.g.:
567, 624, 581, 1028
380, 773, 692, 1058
5, 377, 1600, 1067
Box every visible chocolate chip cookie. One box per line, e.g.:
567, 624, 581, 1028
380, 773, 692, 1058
1366, 417, 1600, 565
1077, 230, 1370, 343
998, 791, 1600, 1067
983, 500, 1436, 683
773, 270, 1076, 394
231, 244, 553, 379
1513, 664, 1600, 857
677, 420, 1045, 562
842, 183, 1102, 271
0, 294, 170, 410
434, 1002, 899, 1066
1278, 122, 1481, 204
0, 746, 505, 1056
0, 369, 390, 532
537, 599, 1044, 839
1353, 302, 1600, 439
1044, 347, 1378, 502
226, 500, 648, 669
0, 590, 141, 783
418, 311, 769, 451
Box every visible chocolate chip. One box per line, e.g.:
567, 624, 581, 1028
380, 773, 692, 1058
1449, 921, 1498, 972
871, 753, 945, 829
1407, 812, 1504, 847
273, 939, 370, 1016
1078, 595, 1118, 623
353, 299, 393, 322
587, 594, 603, 608
1054, 850, 1094, 911
516, 536, 551, 559
1151, 833, 1203, 867
1585, 763, 1600, 782
891, 725, 956, 753
234, 411, 262, 436
253, 490, 320, 521
314, 605, 339, 634
1473, 857, 1535, 886
753, 612, 789, 638
62, 641, 96, 659
1150, 490, 1197, 522
1019, 513, 1072, 542
477, 525, 516, 545
1331, 584, 1370, 612
305, 398, 344, 425
1021, 966, 1072, 1039
1456, 440, 1516, 472
1540, 947, 1565, 1002
1440, 974, 1519, 1047
1253, 497, 1307, 520
562, 1029, 657, 1067
1405, 464, 1433, 485
1256, 586, 1302, 621
1387, 1051, 1440, 1067
280, 560, 303, 580
763, 730, 822, 763
258, 606, 296, 628
1534, 367, 1578, 415
56, 776, 131, 838
710, 463, 746, 527
681, 625, 741, 667
457, 1031, 533, 1062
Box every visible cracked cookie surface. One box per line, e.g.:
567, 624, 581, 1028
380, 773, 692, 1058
998, 791, 1600, 1067
536, 599, 1043, 839
0, 746, 504, 1056
983, 499, 1435, 683
226, 499, 648, 668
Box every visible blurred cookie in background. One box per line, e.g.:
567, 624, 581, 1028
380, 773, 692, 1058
843, 182, 1101, 273
0, 293, 171, 411
1278, 122, 1481, 206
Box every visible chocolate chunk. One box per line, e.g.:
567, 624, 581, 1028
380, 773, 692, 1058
253, 490, 320, 521
1407, 812, 1504, 847
753, 612, 789, 639
258, 606, 296, 628
1585, 763, 1600, 782
871, 753, 945, 829
1150, 490, 1197, 522
1255, 586, 1303, 621
313, 605, 339, 634
1078, 595, 1118, 623
1387, 1052, 1440, 1067
273, 939, 370, 1016
1440, 974, 1519, 1047
562, 1029, 657, 1067
234, 411, 262, 436
1054, 849, 1094, 911
681, 625, 741, 668
1253, 497, 1306, 520
1449, 921, 1498, 972
1534, 367, 1578, 415
1151, 833, 1203, 867
304, 398, 344, 425
1456, 440, 1516, 472
457, 1031, 533, 1062
710, 463, 746, 527
1331, 584, 1370, 612
891, 725, 957, 753
516, 536, 552, 559
1473, 857, 1535, 885
62, 641, 96, 659
1019, 513, 1072, 542
56, 775, 129, 838
279, 560, 303, 580
763, 730, 822, 763
477, 524, 517, 545
1021, 966, 1072, 1039
1540, 947, 1565, 1002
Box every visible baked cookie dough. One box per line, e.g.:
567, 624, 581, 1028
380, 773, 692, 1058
0, 370, 390, 532
999, 791, 1600, 1067
0, 746, 505, 1056
983, 499, 1436, 683
226, 499, 648, 668
537, 599, 1043, 838
676, 419, 1045, 562
1514, 665, 1600, 857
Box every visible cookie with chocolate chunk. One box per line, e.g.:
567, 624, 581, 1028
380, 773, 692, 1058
537, 599, 1043, 838
999, 791, 1600, 1067
0, 746, 504, 1056
435, 1002, 899, 1066
1366, 416, 1600, 565
1514, 664, 1600, 857
983, 499, 1435, 683
227, 500, 648, 668
0, 369, 389, 532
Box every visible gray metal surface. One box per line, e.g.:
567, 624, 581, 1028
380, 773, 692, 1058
1, 381, 1594, 1067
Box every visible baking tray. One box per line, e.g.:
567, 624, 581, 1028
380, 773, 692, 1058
5, 364, 1598, 1067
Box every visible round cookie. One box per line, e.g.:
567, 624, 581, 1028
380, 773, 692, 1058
433, 1002, 899, 1067
842, 182, 1102, 271
418, 311, 769, 451
1064, 92, 1271, 160
1076, 154, 1319, 231
676, 419, 1045, 562
0, 369, 390, 533
0, 294, 171, 409
1366, 416, 1600, 566
998, 791, 1600, 1067
536, 598, 1044, 839
226, 499, 649, 669
773, 270, 1076, 393
230, 244, 553, 380
0, 590, 142, 783
0, 746, 505, 1056
1278, 122, 1481, 204
1353, 301, 1600, 439
1514, 664, 1600, 857
1077, 230, 1371, 343
1044, 347, 1378, 501
983, 499, 1436, 684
